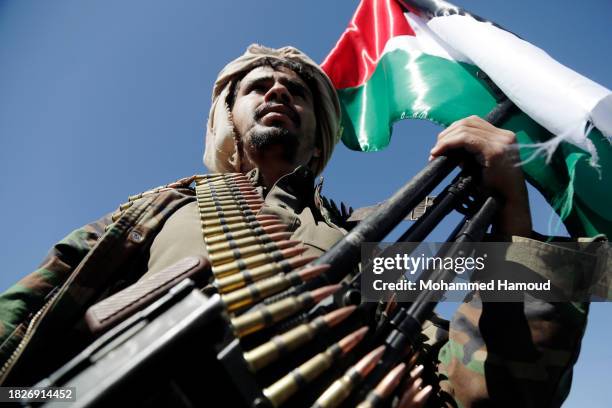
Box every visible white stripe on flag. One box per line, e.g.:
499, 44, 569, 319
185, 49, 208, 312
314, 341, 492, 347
426, 13, 612, 164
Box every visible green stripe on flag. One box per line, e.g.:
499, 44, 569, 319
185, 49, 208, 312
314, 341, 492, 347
338, 49, 497, 151
337, 49, 612, 237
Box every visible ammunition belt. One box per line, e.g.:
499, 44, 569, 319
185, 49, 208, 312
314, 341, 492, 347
194, 173, 432, 408
195, 173, 324, 312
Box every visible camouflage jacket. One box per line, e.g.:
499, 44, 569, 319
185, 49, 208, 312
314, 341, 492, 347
0, 169, 351, 387
0, 172, 600, 407
0, 176, 197, 386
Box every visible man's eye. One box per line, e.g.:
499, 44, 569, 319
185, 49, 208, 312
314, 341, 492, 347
250, 84, 266, 93
288, 85, 305, 98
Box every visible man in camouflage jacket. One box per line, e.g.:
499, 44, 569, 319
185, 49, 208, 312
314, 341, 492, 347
0, 44, 601, 407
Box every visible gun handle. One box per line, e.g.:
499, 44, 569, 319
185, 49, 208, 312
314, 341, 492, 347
85, 256, 210, 334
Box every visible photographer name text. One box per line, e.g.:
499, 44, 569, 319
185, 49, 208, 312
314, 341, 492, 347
372, 279, 551, 292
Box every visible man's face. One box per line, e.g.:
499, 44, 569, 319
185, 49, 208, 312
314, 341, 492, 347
231, 65, 318, 171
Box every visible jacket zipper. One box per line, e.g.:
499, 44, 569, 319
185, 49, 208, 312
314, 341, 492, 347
0, 287, 61, 383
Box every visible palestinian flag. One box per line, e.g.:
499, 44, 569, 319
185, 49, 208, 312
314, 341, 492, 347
322, 0, 612, 238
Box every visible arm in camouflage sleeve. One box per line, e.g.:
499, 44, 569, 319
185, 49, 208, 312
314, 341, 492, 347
436, 234, 604, 408
0, 214, 111, 360
429, 116, 599, 406
438, 296, 587, 408
0, 176, 198, 364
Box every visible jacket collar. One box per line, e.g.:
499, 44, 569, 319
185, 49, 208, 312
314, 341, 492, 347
246, 165, 321, 216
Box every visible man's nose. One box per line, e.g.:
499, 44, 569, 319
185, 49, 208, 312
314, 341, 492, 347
263, 82, 293, 105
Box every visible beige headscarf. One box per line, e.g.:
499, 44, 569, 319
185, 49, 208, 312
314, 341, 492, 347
203, 44, 341, 176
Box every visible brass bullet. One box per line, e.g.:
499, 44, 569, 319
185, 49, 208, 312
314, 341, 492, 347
119, 201, 133, 211
213, 182, 255, 190
213, 246, 307, 279
199, 173, 250, 181
198, 201, 263, 213
199, 186, 257, 197
230, 283, 339, 336
204, 223, 288, 245
244, 305, 357, 372
198, 183, 256, 193
323, 304, 358, 327
263, 326, 369, 408
202, 217, 281, 237
311, 345, 386, 408
196, 191, 260, 201
230, 177, 250, 184
406, 350, 420, 370
197, 197, 261, 207
195, 173, 242, 182
212, 182, 255, 190
200, 209, 255, 220
220, 258, 328, 312
198, 202, 263, 214
197, 192, 260, 202
199, 202, 261, 213
198, 183, 256, 194
127, 193, 143, 201
210, 240, 300, 267
196, 191, 261, 200
206, 232, 292, 253
214, 254, 317, 293
203, 220, 288, 240
385, 293, 398, 315
207, 231, 292, 253
202, 176, 252, 185
200, 213, 279, 228
356, 363, 406, 408
202, 176, 251, 183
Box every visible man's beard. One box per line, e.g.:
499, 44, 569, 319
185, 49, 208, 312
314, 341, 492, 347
247, 126, 299, 163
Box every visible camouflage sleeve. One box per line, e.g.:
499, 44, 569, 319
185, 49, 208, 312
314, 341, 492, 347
0, 214, 111, 352
437, 297, 587, 408
436, 236, 597, 408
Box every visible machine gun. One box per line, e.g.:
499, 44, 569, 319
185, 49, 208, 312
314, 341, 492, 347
24, 100, 515, 408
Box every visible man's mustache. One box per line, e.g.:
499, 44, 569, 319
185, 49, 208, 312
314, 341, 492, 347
254, 103, 301, 128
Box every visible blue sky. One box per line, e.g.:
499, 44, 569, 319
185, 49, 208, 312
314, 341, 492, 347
0, 0, 610, 406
